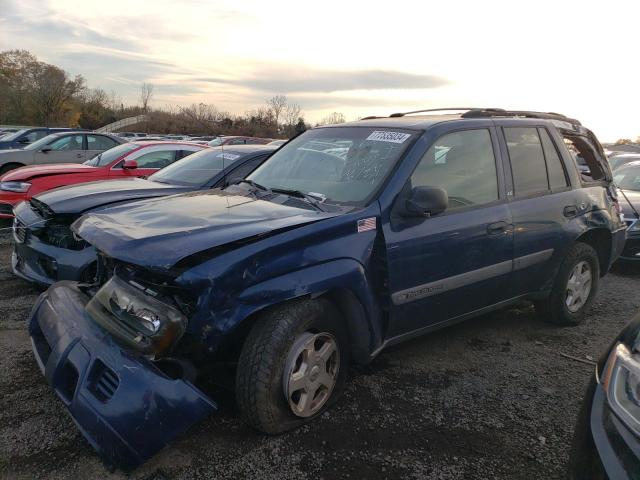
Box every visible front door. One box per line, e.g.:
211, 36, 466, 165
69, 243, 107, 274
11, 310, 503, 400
384, 127, 514, 337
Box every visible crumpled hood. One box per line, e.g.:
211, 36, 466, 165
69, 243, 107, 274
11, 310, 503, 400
36, 178, 190, 214
73, 190, 338, 271
1, 163, 96, 181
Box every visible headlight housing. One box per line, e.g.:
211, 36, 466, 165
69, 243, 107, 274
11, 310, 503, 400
86, 275, 188, 356
602, 343, 640, 434
0, 181, 31, 193
628, 219, 640, 233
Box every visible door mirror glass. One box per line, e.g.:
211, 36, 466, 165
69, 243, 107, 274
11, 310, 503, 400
402, 186, 448, 217
123, 159, 138, 169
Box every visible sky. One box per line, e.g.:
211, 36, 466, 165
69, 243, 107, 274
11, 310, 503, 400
0, 0, 638, 141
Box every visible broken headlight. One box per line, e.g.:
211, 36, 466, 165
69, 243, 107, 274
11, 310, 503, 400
86, 275, 188, 356
602, 343, 640, 435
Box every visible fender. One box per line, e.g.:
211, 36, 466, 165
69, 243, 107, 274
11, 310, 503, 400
222, 259, 383, 363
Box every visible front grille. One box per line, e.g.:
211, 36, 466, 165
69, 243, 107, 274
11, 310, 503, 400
13, 219, 28, 243
89, 360, 119, 401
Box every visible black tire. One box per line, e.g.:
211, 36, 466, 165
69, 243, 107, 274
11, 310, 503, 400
236, 297, 349, 434
0, 163, 24, 176
534, 242, 600, 326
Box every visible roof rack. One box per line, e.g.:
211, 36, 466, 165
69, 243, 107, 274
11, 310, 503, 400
389, 108, 481, 118
383, 108, 581, 126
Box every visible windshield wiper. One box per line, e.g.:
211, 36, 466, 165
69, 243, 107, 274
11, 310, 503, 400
271, 188, 327, 212
235, 179, 270, 192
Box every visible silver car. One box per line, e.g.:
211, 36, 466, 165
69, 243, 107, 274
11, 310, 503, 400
0, 132, 125, 175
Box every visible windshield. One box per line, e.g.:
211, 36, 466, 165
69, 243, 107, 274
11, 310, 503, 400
247, 127, 416, 205
149, 148, 244, 186
615, 165, 640, 191
83, 143, 138, 167
1, 129, 29, 141
23, 134, 61, 151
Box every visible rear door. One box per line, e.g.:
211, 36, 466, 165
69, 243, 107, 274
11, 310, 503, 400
384, 126, 514, 337
33, 134, 85, 164
498, 124, 575, 295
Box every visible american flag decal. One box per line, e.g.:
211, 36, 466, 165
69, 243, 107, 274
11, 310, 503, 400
357, 217, 377, 233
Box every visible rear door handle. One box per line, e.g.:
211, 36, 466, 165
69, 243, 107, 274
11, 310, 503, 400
487, 221, 511, 235
563, 205, 578, 217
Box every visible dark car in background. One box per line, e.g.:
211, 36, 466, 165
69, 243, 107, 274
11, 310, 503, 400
569, 311, 640, 480
0, 127, 86, 151
12, 144, 275, 285
0, 131, 125, 175
27, 108, 626, 469
614, 161, 640, 261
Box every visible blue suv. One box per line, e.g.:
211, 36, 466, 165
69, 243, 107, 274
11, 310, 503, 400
28, 108, 627, 469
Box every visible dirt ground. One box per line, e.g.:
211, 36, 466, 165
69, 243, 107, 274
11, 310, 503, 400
0, 227, 639, 480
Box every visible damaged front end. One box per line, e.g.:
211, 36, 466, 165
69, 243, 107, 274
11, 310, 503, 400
13, 199, 96, 285
28, 257, 217, 470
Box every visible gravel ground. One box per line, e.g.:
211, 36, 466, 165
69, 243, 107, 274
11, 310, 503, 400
0, 226, 639, 480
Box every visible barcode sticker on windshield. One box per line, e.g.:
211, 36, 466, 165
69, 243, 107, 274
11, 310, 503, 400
216, 153, 240, 161
366, 131, 411, 144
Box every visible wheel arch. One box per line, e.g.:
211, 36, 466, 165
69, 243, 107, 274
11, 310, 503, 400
0, 162, 26, 176
226, 259, 383, 365
575, 227, 612, 276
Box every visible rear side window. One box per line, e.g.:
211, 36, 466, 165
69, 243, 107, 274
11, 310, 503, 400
411, 129, 499, 210
539, 128, 568, 190
562, 134, 607, 182
134, 150, 177, 169
87, 135, 118, 151
504, 127, 548, 196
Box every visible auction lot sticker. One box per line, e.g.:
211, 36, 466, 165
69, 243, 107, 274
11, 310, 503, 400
366, 131, 411, 144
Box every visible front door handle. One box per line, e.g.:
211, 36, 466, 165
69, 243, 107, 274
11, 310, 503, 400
487, 221, 511, 235
563, 205, 578, 217
76, 153, 83, 158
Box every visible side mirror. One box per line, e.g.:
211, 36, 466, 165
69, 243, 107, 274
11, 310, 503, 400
401, 186, 448, 218
123, 159, 138, 169
40, 146, 52, 153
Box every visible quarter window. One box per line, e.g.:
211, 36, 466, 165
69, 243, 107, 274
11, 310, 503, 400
411, 129, 499, 210
539, 128, 568, 190
504, 127, 548, 196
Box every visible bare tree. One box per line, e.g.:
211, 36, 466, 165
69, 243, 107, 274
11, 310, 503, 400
283, 103, 302, 127
139, 82, 154, 113
267, 94, 287, 128
320, 112, 345, 125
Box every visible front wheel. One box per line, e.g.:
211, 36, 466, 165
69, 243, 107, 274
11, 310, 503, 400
535, 242, 600, 326
236, 298, 349, 434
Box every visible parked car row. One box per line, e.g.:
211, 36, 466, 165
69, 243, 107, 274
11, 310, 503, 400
10, 108, 637, 474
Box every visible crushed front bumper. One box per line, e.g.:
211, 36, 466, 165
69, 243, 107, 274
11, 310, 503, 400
29, 282, 217, 470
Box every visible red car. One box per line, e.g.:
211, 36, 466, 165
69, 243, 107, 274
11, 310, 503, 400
0, 141, 206, 218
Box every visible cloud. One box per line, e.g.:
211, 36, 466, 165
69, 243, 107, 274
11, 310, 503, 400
203, 66, 448, 94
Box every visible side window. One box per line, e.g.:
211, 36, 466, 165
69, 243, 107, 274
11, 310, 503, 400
539, 128, 568, 190
504, 127, 548, 196
176, 149, 198, 160
24, 130, 48, 143
411, 129, 499, 210
87, 135, 118, 151
49, 135, 83, 151
134, 150, 177, 169
228, 138, 246, 145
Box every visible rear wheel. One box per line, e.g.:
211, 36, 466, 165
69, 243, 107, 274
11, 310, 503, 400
535, 242, 600, 326
236, 298, 348, 434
